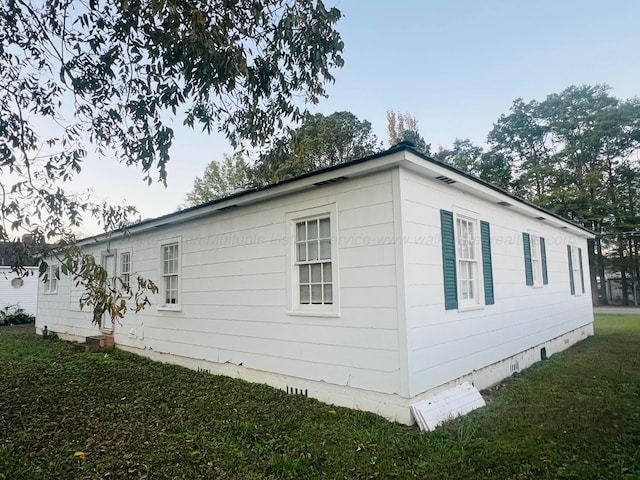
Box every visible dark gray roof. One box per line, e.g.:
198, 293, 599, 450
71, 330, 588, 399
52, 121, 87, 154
80, 143, 595, 243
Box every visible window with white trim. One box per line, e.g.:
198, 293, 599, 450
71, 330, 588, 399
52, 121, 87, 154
161, 242, 180, 307
441, 210, 493, 310
523, 232, 548, 286
296, 217, 333, 305
456, 216, 479, 305
44, 264, 59, 294
120, 251, 131, 289
569, 245, 584, 296
571, 247, 580, 293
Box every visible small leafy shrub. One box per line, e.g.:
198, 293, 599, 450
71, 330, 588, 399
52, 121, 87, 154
0, 305, 35, 326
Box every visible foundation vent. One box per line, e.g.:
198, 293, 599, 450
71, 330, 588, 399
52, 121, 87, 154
510, 361, 520, 373
197, 367, 210, 374
435, 175, 456, 185
286, 386, 308, 397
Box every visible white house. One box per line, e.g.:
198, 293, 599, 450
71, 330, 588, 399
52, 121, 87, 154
35, 145, 594, 424
0, 266, 39, 317
1, 239, 40, 318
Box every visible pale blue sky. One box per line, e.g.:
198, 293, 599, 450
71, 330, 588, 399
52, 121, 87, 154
76, 0, 640, 235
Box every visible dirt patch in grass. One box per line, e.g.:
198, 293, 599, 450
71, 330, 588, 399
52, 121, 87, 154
1, 316, 639, 479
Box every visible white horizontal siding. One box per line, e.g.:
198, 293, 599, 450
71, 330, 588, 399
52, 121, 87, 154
400, 170, 594, 397
341, 265, 397, 288
36, 171, 402, 395
0, 267, 39, 317
181, 272, 286, 291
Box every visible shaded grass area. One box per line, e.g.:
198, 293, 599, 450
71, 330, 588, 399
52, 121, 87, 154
0, 315, 639, 479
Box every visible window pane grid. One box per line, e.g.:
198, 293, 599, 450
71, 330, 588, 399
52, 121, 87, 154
298, 262, 333, 304
163, 244, 178, 275
295, 217, 332, 305
162, 243, 179, 305
571, 246, 581, 294
531, 236, 541, 285
121, 252, 131, 288
459, 260, 475, 300
456, 217, 478, 303
45, 265, 59, 293
456, 218, 475, 261
165, 275, 178, 304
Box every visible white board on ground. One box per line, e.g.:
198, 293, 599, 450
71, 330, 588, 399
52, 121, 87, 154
410, 382, 486, 431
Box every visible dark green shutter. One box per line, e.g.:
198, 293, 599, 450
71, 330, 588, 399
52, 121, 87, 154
522, 232, 533, 286
567, 245, 575, 295
540, 237, 549, 285
578, 247, 585, 293
440, 210, 458, 310
480, 221, 494, 305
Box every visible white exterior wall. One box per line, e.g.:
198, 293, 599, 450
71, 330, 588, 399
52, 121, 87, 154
36, 171, 405, 404
34, 150, 596, 424
0, 266, 39, 317
398, 168, 594, 398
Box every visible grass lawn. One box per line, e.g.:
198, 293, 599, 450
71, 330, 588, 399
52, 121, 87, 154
1, 315, 639, 479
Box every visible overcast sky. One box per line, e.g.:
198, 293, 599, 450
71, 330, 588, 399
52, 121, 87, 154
74, 0, 640, 236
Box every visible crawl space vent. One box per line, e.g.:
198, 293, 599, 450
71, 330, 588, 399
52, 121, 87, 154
434, 175, 456, 185
286, 386, 308, 396
313, 176, 348, 186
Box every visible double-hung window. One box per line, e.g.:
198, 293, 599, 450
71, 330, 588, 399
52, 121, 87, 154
523, 233, 548, 286
296, 217, 333, 305
161, 241, 180, 308
456, 217, 478, 304
287, 206, 339, 316
567, 245, 585, 295
531, 236, 542, 284
43, 264, 59, 294
441, 209, 494, 310
120, 251, 131, 290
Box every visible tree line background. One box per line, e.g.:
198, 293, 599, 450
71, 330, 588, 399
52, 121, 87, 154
187, 85, 640, 306
2, 0, 637, 312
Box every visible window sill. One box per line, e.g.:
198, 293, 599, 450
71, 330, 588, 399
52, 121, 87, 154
158, 305, 182, 312
457, 304, 485, 312
287, 309, 341, 318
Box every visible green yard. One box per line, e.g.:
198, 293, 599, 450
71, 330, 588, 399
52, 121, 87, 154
1, 315, 639, 479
